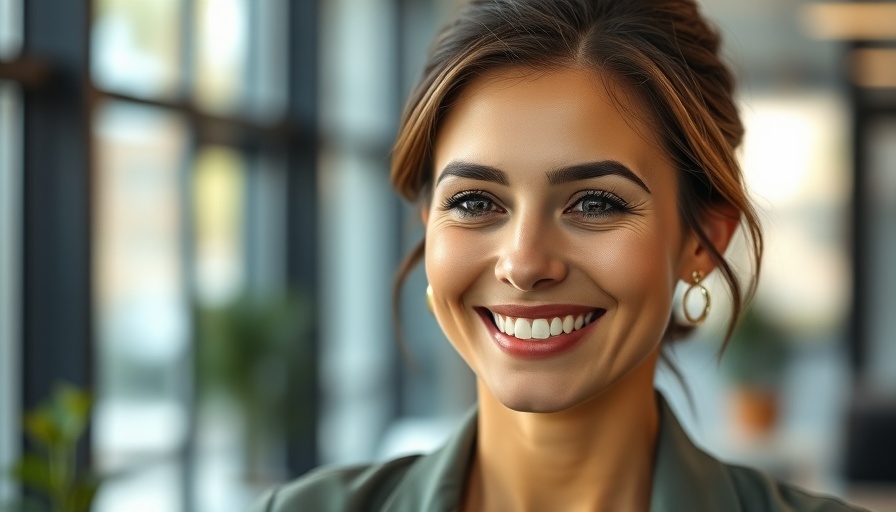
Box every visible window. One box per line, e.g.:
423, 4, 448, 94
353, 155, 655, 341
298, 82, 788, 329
0, 0, 22, 58
92, 101, 191, 511
1, 0, 315, 507
865, 118, 896, 388
0, 79, 22, 507
88, 1, 311, 510
0, 0, 22, 503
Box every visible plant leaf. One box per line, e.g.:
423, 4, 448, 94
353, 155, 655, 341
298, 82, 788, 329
10, 454, 53, 493
53, 384, 91, 445
23, 408, 61, 449
68, 476, 101, 512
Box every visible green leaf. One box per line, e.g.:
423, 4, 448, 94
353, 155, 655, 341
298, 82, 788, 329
10, 454, 53, 493
53, 384, 91, 445
67, 476, 101, 512
23, 409, 61, 449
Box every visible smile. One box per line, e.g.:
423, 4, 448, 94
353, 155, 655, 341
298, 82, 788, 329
490, 311, 601, 340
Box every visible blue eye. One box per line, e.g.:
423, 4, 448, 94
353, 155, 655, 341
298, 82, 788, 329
441, 191, 502, 217
567, 191, 630, 218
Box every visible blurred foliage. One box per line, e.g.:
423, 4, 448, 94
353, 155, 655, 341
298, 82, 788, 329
3, 384, 100, 512
723, 306, 791, 388
196, 291, 315, 479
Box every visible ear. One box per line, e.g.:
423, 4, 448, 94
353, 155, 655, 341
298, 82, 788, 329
681, 202, 740, 281
421, 205, 430, 226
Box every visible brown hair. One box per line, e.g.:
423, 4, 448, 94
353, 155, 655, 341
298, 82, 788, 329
390, 0, 762, 356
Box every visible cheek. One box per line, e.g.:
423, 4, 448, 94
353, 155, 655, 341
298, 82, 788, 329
424, 226, 493, 366
577, 223, 681, 310
425, 225, 491, 319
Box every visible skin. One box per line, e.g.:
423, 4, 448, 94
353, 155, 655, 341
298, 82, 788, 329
422, 66, 737, 511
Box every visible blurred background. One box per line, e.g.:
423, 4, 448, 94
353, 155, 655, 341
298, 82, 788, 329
0, 0, 895, 510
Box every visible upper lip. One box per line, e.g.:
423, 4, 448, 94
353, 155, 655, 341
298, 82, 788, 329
482, 304, 602, 318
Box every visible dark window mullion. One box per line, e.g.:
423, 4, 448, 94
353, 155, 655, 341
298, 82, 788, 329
91, 89, 307, 151
284, 0, 320, 477
21, 0, 93, 472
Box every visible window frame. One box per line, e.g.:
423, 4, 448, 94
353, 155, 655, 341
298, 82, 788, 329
0, 0, 322, 508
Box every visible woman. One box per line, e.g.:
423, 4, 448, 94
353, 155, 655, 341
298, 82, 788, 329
253, 0, 866, 510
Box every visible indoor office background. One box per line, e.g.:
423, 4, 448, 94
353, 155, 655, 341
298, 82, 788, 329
0, 0, 894, 511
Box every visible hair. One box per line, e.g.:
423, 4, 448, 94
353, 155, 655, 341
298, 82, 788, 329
390, 0, 763, 361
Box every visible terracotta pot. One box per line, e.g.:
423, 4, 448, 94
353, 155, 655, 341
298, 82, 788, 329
733, 387, 780, 436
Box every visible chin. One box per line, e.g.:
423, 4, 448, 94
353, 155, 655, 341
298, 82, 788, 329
490, 378, 599, 414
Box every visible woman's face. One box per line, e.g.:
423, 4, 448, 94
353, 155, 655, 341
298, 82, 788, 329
424, 66, 705, 413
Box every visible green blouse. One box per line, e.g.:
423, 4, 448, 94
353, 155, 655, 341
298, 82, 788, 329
250, 396, 868, 511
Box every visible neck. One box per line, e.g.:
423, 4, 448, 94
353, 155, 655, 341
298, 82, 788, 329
464, 352, 660, 512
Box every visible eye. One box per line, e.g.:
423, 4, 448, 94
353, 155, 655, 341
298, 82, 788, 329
565, 190, 630, 219
440, 190, 503, 218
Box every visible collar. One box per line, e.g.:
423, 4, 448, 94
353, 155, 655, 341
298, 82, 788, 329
383, 393, 741, 511
649, 393, 742, 511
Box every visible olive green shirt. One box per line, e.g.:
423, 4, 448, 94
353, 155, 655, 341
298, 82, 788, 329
251, 396, 868, 511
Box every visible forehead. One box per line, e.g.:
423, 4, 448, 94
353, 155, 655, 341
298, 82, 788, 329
433, 66, 670, 179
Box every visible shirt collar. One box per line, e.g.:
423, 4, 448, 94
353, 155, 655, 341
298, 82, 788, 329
383, 393, 741, 512
650, 393, 742, 512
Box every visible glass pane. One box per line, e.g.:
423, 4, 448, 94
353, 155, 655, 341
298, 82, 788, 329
92, 0, 183, 99
194, 0, 287, 118
194, 0, 247, 114
245, 0, 288, 119
92, 100, 190, 512
192, 146, 251, 512
193, 146, 246, 306
741, 92, 851, 330
0, 81, 22, 504
192, 149, 297, 511
866, 118, 896, 389
0, 0, 22, 58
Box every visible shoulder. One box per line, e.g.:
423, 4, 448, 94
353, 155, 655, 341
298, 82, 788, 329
248, 455, 422, 512
250, 408, 479, 512
725, 464, 870, 512
653, 393, 867, 512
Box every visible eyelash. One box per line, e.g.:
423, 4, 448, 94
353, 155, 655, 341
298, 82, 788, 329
440, 190, 502, 218
566, 190, 632, 218
440, 190, 631, 219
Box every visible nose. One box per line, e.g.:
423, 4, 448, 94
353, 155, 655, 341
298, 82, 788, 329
494, 215, 569, 291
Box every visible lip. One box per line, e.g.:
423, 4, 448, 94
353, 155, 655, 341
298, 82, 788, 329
475, 307, 603, 360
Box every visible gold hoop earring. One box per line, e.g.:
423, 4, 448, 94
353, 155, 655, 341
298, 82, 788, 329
426, 284, 434, 314
682, 270, 710, 325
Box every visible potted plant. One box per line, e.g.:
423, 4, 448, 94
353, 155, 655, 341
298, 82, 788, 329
722, 305, 791, 437
196, 291, 313, 484
3, 383, 101, 512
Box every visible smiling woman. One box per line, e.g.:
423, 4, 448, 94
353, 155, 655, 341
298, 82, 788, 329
424, 68, 713, 422
252, 1, 866, 511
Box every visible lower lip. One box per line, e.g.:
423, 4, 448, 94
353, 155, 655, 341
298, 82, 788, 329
477, 309, 600, 360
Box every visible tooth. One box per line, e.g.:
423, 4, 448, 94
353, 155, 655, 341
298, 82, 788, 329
563, 315, 574, 334
514, 318, 532, 340
574, 315, 584, 330
496, 313, 505, 333
585, 311, 594, 324
504, 316, 515, 335
531, 319, 550, 339
550, 317, 563, 336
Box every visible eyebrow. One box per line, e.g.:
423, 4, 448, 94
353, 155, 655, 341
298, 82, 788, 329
436, 160, 651, 193
547, 161, 650, 193
436, 161, 510, 186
